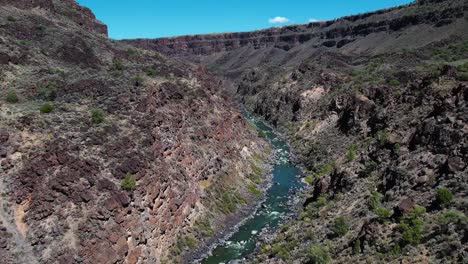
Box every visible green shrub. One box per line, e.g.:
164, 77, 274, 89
146, 68, 156, 76
302, 196, 327, 219
458, 72, 468, 81
435, 187, 454, 206
307, 244, 330, 264
332, 216, 349, 237
375, 207, 392, 221
134, 74, 143, 86
437, 210, 467, 225
376, 130, 390, 146
5, 90, 18, 103
37, 83, 57, 101
352, 239, 361, 255
247, 183, 261, 195
7, 16, 15, 22
272, 244, 290, 260
399, 206, 426, 245
176, 234, 197, 250
258, 130, 266, 138
393, 143, 401, 154
39, 103, 53, 113
346, 144, 357, 161
194, 217, 214, 237
360, 160, 378, 177
112, 58, 124, 71
369, 191, 383, 211
91, 109, 105, 124
121, 174, 136, 191
388, 79, 401, 86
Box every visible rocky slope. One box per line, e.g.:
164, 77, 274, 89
126, 0, 468, 263
0, 1, 270, 264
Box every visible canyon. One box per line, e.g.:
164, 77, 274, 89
127, 0, 468, 263
0, 0, 467, 263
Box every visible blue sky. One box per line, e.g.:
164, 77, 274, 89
76, 0, 414, 39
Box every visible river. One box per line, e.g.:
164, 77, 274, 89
202, 110, 304, 264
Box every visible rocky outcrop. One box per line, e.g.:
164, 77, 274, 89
0, 0, 108, 35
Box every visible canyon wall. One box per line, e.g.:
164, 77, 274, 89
0, 1, 268, 263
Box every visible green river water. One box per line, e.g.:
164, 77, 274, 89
202, 110, 304, 264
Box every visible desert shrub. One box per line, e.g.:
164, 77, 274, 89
332, 216, 349, 237
39, 103, 53, 113
302, 196, 327, 219
352, 239, 361, 254
388, 79, 401, 86
375, 207, 393, 221
272, 244, 290, 260
369, 191, 383, 211
175, 234, 197, 250
7, 16, 15, 22
376, 130, 390, 146
5, 90, 18, 103
360, 160, 378, 177
307, 244, 330, 264
435, 187, 454, 207
37, 83, 57, 101
112, 58, 124, 71
258, 130, 266, 138
121, 174, 136, 191
194, 217, 214, 237
346, 144, 357, 161
134, 74, 143, 86
458, 72, 468, 81
437, 210, 467, 226
91, 108, 105, 124
146, 68, 156, 76
393, 143, 401, 154
247, 183, 261, 195
399, 205, 426, 245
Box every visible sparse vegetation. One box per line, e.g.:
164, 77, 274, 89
91, 108, 105, 124
332, 216, 349, 237
194, 217, 215, 237
39, 103, 53, 113
305, 161, 336, 183
121, 174, 136, 191
5, 90, 18, 103
435, 187, 454, 207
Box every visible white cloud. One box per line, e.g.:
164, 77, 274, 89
268, 16, 290, 24
308, 18, 319, 23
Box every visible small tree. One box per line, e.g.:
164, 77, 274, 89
121, 174, 136, 191
435, 187, 453, 207
91, 109, 105, 124
5, 90, 18, 103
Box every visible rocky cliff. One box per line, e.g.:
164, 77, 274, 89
0, 1, 269, 264
126, 0, 468, 263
